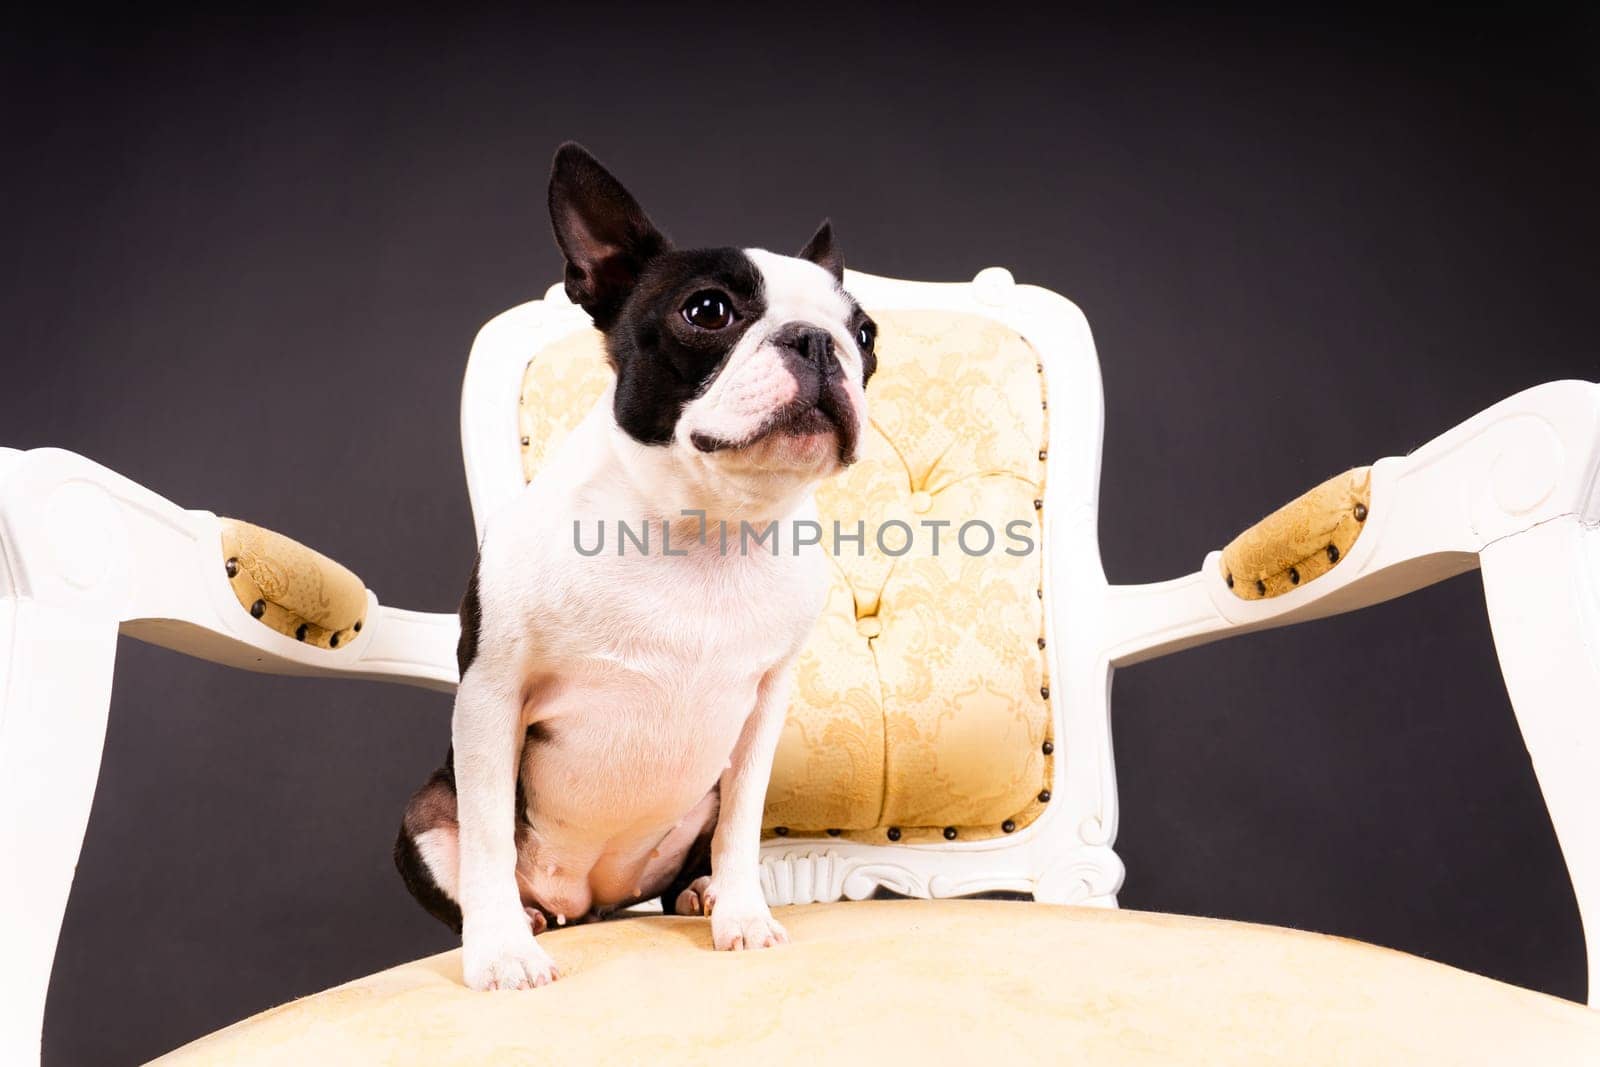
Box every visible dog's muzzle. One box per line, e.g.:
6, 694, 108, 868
690, 324, 861, 464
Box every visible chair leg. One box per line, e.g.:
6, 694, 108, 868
1480, 515, 1600, 1006
0, 596, 119, 1067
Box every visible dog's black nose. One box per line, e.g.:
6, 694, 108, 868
773, 323, 835, 368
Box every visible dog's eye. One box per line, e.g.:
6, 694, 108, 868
681, 290, 735, 330
856, 320, 877, 354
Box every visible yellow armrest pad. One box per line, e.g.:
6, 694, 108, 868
219, 517, 367, 648
1220, 467, 1371, 600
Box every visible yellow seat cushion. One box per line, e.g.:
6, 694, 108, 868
155, 901, 1600, 1065
517, 309, 1052, 842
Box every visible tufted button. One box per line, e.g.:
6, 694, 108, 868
910, 490, 933, 514
856, 616, 882, 639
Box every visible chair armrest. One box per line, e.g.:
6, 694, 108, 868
0, 447, 459, 691
1101, 379, 1600, 666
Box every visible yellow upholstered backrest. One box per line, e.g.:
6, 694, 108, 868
518, 310, 1053, 843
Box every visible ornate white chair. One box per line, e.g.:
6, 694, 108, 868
3, 268, 1599, 1063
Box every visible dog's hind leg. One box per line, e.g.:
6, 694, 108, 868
397, 749, 550, 936
659, 785, 718, 917
394, 757, 466, 934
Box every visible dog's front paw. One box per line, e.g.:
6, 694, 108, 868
463, 925, 559, 991
705, 881, 788, 951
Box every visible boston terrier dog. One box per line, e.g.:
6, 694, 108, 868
394, 143, 876, 990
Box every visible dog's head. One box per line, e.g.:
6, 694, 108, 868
548, 143, 874, 484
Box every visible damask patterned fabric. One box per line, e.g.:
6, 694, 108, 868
1220, 467, 1372, 600
155, 901, 1600, 1064
516, 310, 1052, 841
218, 517, 368, 650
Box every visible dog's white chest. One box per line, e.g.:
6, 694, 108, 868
524, 545, 813, 821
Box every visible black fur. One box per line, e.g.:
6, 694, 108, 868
457, 556, 481, 677
548, 142, 670, 329
605, 247, 767, 445
797, 219, 843, 281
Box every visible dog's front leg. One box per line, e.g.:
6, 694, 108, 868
453, 668, 557, 990
704, 666, 793, 950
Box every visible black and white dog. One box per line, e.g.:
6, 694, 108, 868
395, 143, 876, 990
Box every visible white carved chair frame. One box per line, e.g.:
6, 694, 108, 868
3, 269, 1598, 1065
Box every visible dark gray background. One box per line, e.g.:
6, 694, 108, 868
5, 5, 1596, 1063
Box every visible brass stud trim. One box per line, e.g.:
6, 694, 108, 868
1327, 544, 1340, 563
774, 826, 789, 837
942, 826, 957, 840
249, 599, 266, 619
1354, 503, 1368, 522
1038, 790, 1052, 803
225, 557, 239, 578
886, 827, 902, 842
1002, 819, 1017, 834
826, 828, 842, 837
329, 632, 341, 648
1042, 739, 1054, 755
295, 623, 308, 642
1288, 566, 1300, 585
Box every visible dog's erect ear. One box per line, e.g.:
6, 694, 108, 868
797, 220, 843, 281
548, 142, 670, 327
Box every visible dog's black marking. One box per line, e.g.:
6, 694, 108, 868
797, 219, 843, 281
606, 248, 769, 447
457, 556, 481, 677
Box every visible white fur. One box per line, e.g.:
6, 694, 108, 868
451, 250, 861, 990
